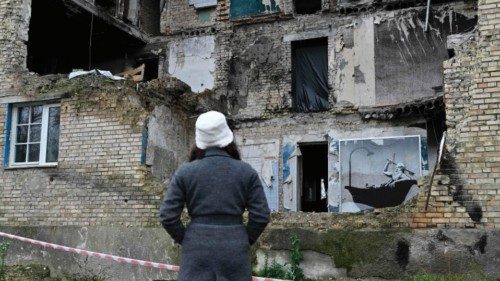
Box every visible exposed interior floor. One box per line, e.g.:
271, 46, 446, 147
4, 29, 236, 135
27, 0, 146, 75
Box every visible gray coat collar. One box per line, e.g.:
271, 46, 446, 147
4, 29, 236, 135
204, 147, 231, 158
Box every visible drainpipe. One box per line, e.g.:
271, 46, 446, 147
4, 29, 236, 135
424, 0, 432, 32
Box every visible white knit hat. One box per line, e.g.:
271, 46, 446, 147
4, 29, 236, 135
195, 111, 234, 150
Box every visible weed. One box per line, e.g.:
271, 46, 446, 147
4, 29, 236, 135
256, 255, 291, 279
289, 234, 304, 281
0, 241, 10, 281
255, 234, 304, 281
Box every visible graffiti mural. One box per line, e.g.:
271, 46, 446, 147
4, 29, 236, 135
229, 0, 281, 19
339, 136, 422, 212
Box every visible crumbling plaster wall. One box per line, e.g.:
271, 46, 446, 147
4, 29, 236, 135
165, 34, 216, 93
146, 104, 195, 184
0, 0, 31, 97
374, 4, 477, 105
233, 114, 433, 212
213, 2, 476, 119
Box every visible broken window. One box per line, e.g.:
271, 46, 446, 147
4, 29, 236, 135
7, 103, 60, 167
294, 0, 321, 14
27, 0, 146, 75
292, 38, 329, 113
299, 143, 328, 212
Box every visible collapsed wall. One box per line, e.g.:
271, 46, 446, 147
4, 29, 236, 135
425, 0, 500, 228
0, 74, 195, 280
0, 0, 499, 280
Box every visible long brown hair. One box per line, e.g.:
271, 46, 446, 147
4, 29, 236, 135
189, 142, 241, 162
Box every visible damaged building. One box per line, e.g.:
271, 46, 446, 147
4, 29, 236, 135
0, 0, 499, 280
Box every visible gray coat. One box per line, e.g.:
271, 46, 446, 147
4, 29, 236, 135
159, 147, 271, 281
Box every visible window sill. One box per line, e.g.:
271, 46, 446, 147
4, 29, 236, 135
4, 164, 58, 170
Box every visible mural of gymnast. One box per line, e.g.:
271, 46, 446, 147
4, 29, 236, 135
345, 158, 418, 208
381, 160, 415, 188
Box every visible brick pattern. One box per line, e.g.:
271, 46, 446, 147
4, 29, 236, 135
0, 93, 163, 227
410, 0, 500, 228
161, 0, 216, 34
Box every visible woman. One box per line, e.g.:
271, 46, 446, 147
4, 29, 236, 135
159, 111, 270, 281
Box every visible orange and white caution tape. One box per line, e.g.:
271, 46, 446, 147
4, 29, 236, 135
0, 231, 289, 281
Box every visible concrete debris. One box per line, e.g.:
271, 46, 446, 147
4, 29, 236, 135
68, 69, 125, 81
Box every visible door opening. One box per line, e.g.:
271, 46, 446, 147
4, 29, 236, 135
300, 143, 328, 212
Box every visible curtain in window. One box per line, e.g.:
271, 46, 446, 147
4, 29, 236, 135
293, 42, 330, 112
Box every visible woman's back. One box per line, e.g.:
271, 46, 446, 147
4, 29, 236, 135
159, 111, 270, 281
180, 148, 253, 217
160, 146, 270, 244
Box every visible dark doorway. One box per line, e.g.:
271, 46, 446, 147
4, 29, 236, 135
292, 38, 329, 113
300, 143, 328, 212
294, 0, 322, 14
140, 57, 159, 81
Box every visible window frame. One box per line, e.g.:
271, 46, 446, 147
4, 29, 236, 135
8, 102, 61, 168
291, 37, 330, 113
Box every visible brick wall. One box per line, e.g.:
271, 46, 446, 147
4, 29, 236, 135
0, 92, 165, 227
410, 0, 500, 228
161, 0, 216, 34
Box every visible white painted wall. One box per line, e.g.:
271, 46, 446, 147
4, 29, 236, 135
336, 16, 376, 106
167, 35, 215, 93
238, 138, 281, 211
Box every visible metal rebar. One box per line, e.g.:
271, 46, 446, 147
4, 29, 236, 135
424, 0, 432, 32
